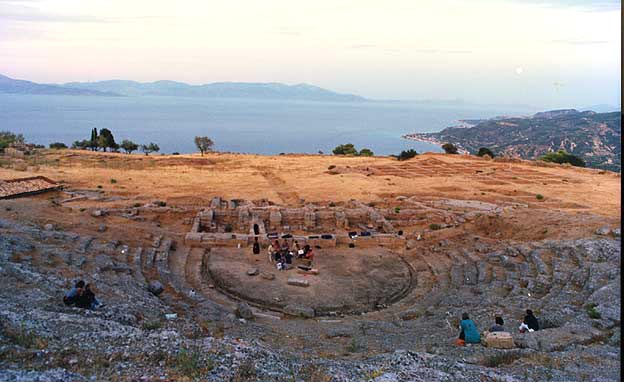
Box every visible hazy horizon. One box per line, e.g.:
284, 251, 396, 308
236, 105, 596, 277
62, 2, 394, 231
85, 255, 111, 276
0, 0, 621, 109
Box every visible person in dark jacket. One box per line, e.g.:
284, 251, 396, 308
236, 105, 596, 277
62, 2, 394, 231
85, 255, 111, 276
490, 316, 505, 332
63, 280, 85, 306
76, 284, 103, 310
523, 309, 539, 331
459, 313, 481, 344
252, 237, 260, 255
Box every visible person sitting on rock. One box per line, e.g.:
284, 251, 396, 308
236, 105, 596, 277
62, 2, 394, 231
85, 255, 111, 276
299, 244, 311, 259
458, 313, 481, 344
252, 237, 260, 255
522, 309, 539, 332
293, 240, 301, 255
303, 247, 315, 266
267, 242, 275, 263
63, 280, 85, 306
490, 316, 505, 332
76, 283, 104, 310
284, 249, 294, 266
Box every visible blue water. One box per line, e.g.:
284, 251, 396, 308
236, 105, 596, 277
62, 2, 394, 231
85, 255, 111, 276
0, 94, 539, 155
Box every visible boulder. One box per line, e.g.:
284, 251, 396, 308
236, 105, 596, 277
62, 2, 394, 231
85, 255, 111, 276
148, 280, 164, 296
513, 324, 603, 352
287, 278, 310, 287
43, 224, 54, 231
324, 327, 353, 338
235, 302, 254, 320
260, 272, 275, 280
284, 304, 315, 318
246, 268, 259, 276
595, 226, 611, 236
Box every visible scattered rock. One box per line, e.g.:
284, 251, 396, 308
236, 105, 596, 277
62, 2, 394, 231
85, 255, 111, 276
98, 223, 107, 232
91, 209, 106, 217
43, 223, 54, 231
284, 304, 315, 318
235, 302, 254, 320
595, 226, 611, 236
287, 278, 309, 287
260, 272, 275, 280
246, 267, 259, 276
147, 280, 164, 296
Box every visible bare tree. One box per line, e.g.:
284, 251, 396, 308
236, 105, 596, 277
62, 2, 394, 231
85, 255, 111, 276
194, 136, 214, 156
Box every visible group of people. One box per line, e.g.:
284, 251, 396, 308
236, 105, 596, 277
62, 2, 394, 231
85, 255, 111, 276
253, 238, 315, 270
457, 309, 540, 345
63, 280, 104, 310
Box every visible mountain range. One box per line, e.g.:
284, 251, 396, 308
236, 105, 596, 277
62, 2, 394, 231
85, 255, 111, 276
410, 109, 621, 171
0, 74, 365, 102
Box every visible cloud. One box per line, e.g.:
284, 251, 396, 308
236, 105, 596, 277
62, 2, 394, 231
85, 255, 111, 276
0, 3, 107, 23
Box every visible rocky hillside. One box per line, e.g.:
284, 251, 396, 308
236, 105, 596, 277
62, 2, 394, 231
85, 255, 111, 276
413, 110, 621, 171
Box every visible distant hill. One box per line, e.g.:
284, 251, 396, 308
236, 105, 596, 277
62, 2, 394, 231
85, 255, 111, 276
0, 74, 366, 102
407, 109, 621, 171
62, 80, 366, 102
0, 74, 119, 96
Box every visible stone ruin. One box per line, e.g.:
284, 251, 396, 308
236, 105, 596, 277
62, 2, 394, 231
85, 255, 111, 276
185, 196, 406, 250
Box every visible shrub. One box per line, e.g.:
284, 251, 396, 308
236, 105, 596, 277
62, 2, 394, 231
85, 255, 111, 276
96, 185, 103, 189
328, 165, 336, 170
171, 348, 213, 378
172, 152, 180, 155
476, 147, 494, 158
358, 148, 374, 157
110, 178, 117, 184
536, 194, 544, 200
71, 139, 91, 150
539, 150, 585, 167
441, 143, 458, 154
333, 143, 358, 156
586, 304, 601, 319
397, 149, 418, 161
224, 224, 233, 233
394, 207, 401, 213
0, 131, 25, 152
141, 320, 162, 330
49, 142, 68, 149
429, 223, 442, 230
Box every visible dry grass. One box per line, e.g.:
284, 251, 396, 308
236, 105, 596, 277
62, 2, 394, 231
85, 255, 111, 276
0, 150, 619, 218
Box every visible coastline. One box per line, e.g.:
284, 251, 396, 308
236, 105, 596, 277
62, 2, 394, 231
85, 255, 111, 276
401, 132, 470, 154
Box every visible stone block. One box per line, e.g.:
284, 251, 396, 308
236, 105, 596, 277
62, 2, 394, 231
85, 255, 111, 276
287, 278, 310, 287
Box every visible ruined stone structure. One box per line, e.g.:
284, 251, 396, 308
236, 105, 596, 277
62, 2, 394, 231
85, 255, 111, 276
185, 196, 406, 249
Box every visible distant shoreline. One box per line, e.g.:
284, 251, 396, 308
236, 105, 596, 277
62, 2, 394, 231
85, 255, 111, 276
401, 132, 470, 154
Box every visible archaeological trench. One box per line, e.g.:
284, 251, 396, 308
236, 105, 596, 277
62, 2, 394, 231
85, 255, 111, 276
0, 160, 621, 381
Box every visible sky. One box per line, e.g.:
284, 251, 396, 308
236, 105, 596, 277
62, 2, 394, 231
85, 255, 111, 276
0, 0, 620, 108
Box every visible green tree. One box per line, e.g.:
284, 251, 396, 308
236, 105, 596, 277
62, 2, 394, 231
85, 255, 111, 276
539, 150, 585, 167
141, 142, 160, 156
476, 147, 494, 158
0, 131, 25, 152
397, 149, 418, 161
441, 143, 458, 154
49, 142, 67, 149
120, 139, 139, 154
358, 148, 374, 157
89, 128, 99, 151
71, 140, 91, 150
97, 128, 116, 152
333, 143, 358, 155
194, 136, 214, 156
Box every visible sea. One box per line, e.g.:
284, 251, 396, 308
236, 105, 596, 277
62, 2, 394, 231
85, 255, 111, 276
0, 94, 540, 155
